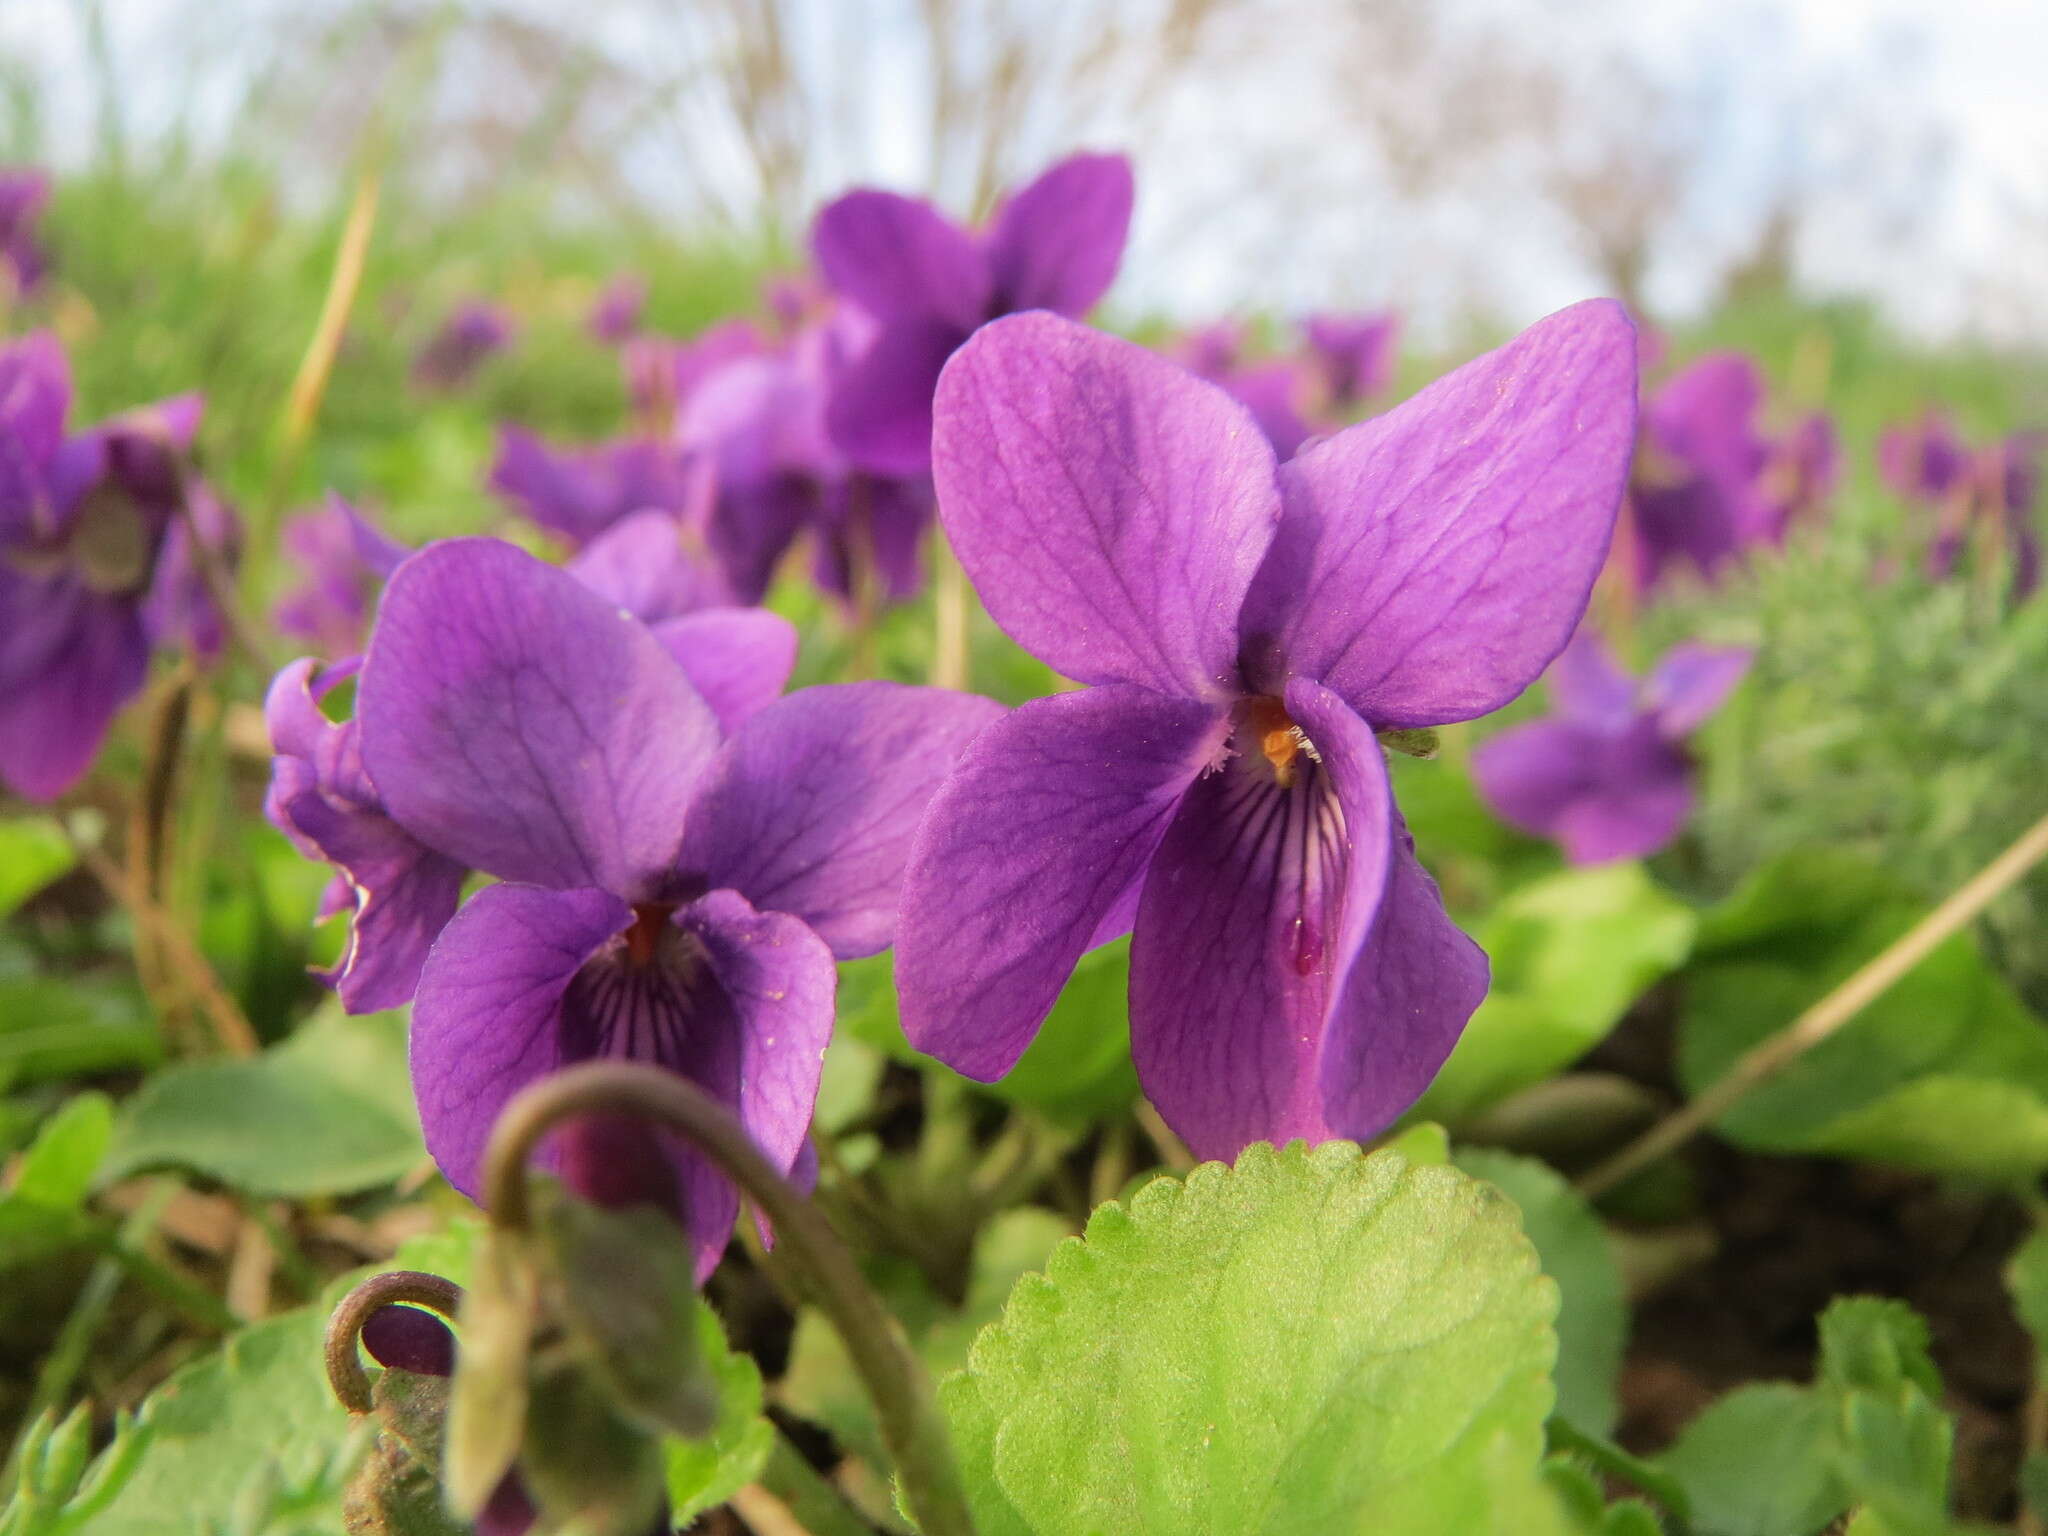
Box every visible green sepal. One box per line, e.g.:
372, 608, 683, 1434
444, 1229, 538, 1518
517, 1366, 668, 1536
1377, 725, 1441, 758
532, 1185, 718, 1441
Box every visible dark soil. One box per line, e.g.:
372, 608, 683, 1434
1591, 1003, 2034, 1523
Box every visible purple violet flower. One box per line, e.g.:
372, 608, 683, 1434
296, 537, 997, 1270
1301, 310, 1400, 413
679, 310, 934, 608
0, 168, 51, 299
265, 530, 796, 1012
895, 302, 1638, 1160
274, 494, 410, 658
413, 301, 516, 390
487, 426, 688, 549
0, 333, 227, 800
1471, 630, 1752, 864
1175, 322, 1314, 459
623, 318, 763, 430
1626, 352, 1834, 593
810, 151, 1134, 474
587, 274, 647, 345
1880, 413, 2041, 598
1627, 353, 1768, 591
1878, 411, 1969, 503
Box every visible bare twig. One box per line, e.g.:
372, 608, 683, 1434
1580, 806, 2048, 1199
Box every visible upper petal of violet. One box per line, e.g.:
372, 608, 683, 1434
649, 608, 800, 736
1238, 298, 1637, 727
1643, 642, 1753, 738
810, 187, 991, 332
932, 311, 1282, 699
678, 681, 1006, 959
359, 538, 720, 897
984, 151, 1134, 317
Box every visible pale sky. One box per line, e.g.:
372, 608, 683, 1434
3, 0, 2045, 342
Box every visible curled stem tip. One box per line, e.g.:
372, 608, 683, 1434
324, 1269, 464, 1415
480, 1061, 979, 1536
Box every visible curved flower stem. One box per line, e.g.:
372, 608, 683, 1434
324, 1269, 464, 1415
482, 1061, 979, 1536
1579, 805, 2048, 1199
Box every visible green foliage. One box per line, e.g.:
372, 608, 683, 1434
941, 1140, 1559, 1534
1455, 1148, 1626, 1434
781, 1206, 1073, 1471
103, 1009, 423, 1197
839, 939, 1140, 1129
1678, 849, 2048, 1180
0, 937, 160, 1091
1657, 1296, 1959, 1536
1417, 864, 1696, 1125
662, 1305, 776, 1527
79, 1305, 366, 1535
0, 822, 72, 922
0, 1094, 112, 1273
0, 1406, 154, 1536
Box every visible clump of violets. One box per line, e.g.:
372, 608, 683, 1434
487, 426, 688, 550
268, 538, 999, 1271
273, 494, 409, 658
413, 300, 517, 390
896, 302, 1637, 1159
0, 168, 51, 301
1471, 630, 1752, 865
1627, 352, 1835, 593
1301, 310, 1400, 415
680, 306, 935, 608
810, 151, 1133, 473
1880, 411, 2041, 598
623, 318, 763, 432
0, 332, 234, 801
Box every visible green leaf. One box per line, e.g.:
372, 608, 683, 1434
840, 941, 1139, 1129
0, 1093, 115, 1273
9, 1093, 112, 1208
84, 1306, 363, 1535
941, 1140, 1559, 1534
0, 939, 159, 1088
1817, 1296, 1942, 1400
1679, 850, 2048, 1181
1659, 1295, 1960, 1536
1456, 1148, 1626, 1434
663, 1304, 775, 1525
103, 1008, 424, 1197
1417, 865, 1695, 1124
2020, 1451, 2048, 1522
0, 818, 74, 919
1658, 1383, 1839, 1536
2006, 1227, 2048, 1351
781, 1208, 1072, 1472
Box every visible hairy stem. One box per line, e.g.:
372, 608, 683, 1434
481, 1061, 978, 1536
1579, 804, 2048, 1199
